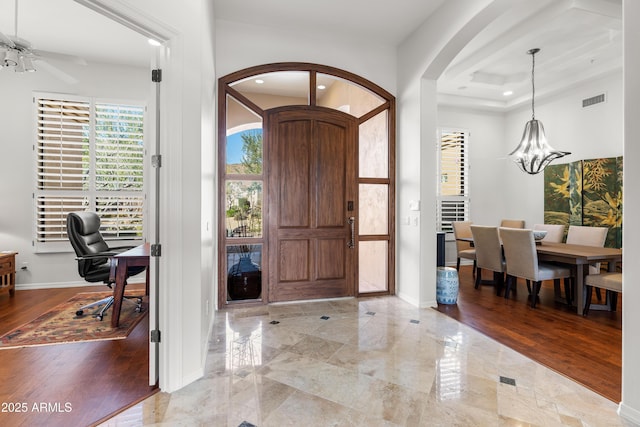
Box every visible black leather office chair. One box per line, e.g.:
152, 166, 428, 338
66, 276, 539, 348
67, 212, 146, 321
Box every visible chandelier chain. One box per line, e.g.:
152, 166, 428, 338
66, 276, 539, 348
531, 50, 536, 120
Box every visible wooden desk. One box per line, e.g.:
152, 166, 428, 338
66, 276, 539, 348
0, 251, 18, 298
110, 243, 150, 327
536, 242, 621, 316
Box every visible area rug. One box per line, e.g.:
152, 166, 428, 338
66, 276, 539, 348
0, 290, 147, 349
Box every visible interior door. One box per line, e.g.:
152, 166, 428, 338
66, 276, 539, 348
267, 108, 357, 302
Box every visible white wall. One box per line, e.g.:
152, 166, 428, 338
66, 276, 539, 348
0, 61, 148, 288
502, 70, 623, 227
86, 0, 217, 393
436, 71, 623, 266
620, 0, 640, 422
437, 105, 507, 265
215, 20, 397, 95
397, 0, 510, 307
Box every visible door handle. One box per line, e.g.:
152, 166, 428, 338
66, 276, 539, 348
348, 216, 355, 249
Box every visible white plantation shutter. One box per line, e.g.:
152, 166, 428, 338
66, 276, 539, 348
37, 98, 90, 191
35, 196, 88, 243
437, 129, 469, 233
34, 93, 145, 251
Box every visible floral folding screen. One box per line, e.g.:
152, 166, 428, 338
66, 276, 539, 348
544, 157, 622, 248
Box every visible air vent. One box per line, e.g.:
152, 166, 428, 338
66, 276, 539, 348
582, 93, 605, 108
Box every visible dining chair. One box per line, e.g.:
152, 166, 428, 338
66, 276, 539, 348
533, 223, 565, 243
584, 272, 622, 315
500, 219, 525, 228
566, 225, 609, 302
500, 227, 573, 308
470, 225, 505, 294
452, 221, 476, 276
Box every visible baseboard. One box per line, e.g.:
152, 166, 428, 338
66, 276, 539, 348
396, 291, 419, 307
618, 401, 640, 425
16, 278, 147, 291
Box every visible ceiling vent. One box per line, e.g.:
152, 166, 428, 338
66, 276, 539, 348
582, 94, 605, 108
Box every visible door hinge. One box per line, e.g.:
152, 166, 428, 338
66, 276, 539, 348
152, 154, 162, 168
152, 69, 162, 82
150, 329, 161, 343
151, 243, 162, 257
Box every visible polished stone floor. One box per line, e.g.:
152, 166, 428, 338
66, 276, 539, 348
101, 296, 626, 426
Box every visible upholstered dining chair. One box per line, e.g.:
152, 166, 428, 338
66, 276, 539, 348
584, 272, 622, 315
500, 219, 525, 228
452, 221, 476, 276
566, 225, 609, 302
470, 225, 505, 294
500, 227, 573, 308
566, 225, 608, 267
533, 223, 565, 243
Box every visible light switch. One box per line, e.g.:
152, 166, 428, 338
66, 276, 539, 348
409, 200, 420, 211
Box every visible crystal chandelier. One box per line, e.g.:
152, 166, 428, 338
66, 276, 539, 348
509, 48, 570, 174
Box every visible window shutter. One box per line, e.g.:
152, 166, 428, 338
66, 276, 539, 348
437, 129, 470, 233
36, 99, 90, 191
35, 196, 88, 243
34, 94, 145, 250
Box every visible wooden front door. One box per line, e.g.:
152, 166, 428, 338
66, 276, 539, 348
267, 108, 357, 302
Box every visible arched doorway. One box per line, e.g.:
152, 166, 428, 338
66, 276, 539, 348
218, 63, 396, 306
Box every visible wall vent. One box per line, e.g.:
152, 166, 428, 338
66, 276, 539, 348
582, 93, 605, 108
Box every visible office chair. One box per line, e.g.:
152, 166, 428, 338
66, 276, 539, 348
66, 212, 146, 321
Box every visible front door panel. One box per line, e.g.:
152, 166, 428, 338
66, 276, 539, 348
267, 108, 357, 302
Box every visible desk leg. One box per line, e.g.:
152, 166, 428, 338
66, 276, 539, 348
111, 260, 128, 328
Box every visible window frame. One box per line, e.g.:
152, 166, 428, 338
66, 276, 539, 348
437, 128, 470, 235
32, 92, 147, 253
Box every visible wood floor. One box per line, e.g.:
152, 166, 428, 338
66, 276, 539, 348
436, 265, 622, 402
0, 284, 157, 427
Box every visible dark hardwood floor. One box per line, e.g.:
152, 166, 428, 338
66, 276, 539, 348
0, 284, 157, 427
436, 265, 622, 402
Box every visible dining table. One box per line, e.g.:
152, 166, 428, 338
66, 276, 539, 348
535, 242, 621, 315
455, 236, 622, 315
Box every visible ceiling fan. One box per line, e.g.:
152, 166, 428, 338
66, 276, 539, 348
0, 0, 86, 82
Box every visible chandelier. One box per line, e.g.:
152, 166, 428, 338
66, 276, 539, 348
509, 48, 570, 174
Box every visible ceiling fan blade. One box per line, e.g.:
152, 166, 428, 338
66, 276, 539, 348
31, 49, 87, 66
34, 60, 79, 85
0, 30, 16, 48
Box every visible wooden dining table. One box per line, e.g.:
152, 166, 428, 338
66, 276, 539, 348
535, 242, 621, 315
456, 237, 622, 315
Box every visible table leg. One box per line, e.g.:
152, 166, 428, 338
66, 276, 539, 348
111, 260, 128, 328
576, 264, 587, 316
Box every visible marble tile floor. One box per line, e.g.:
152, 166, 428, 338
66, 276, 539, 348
101, 296, 629, 426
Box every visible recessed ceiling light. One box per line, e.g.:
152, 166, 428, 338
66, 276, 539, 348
255, 79, 264, 84
317, 84, 326, 90
148, 39, 162, 47
503, 90, 513, 96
